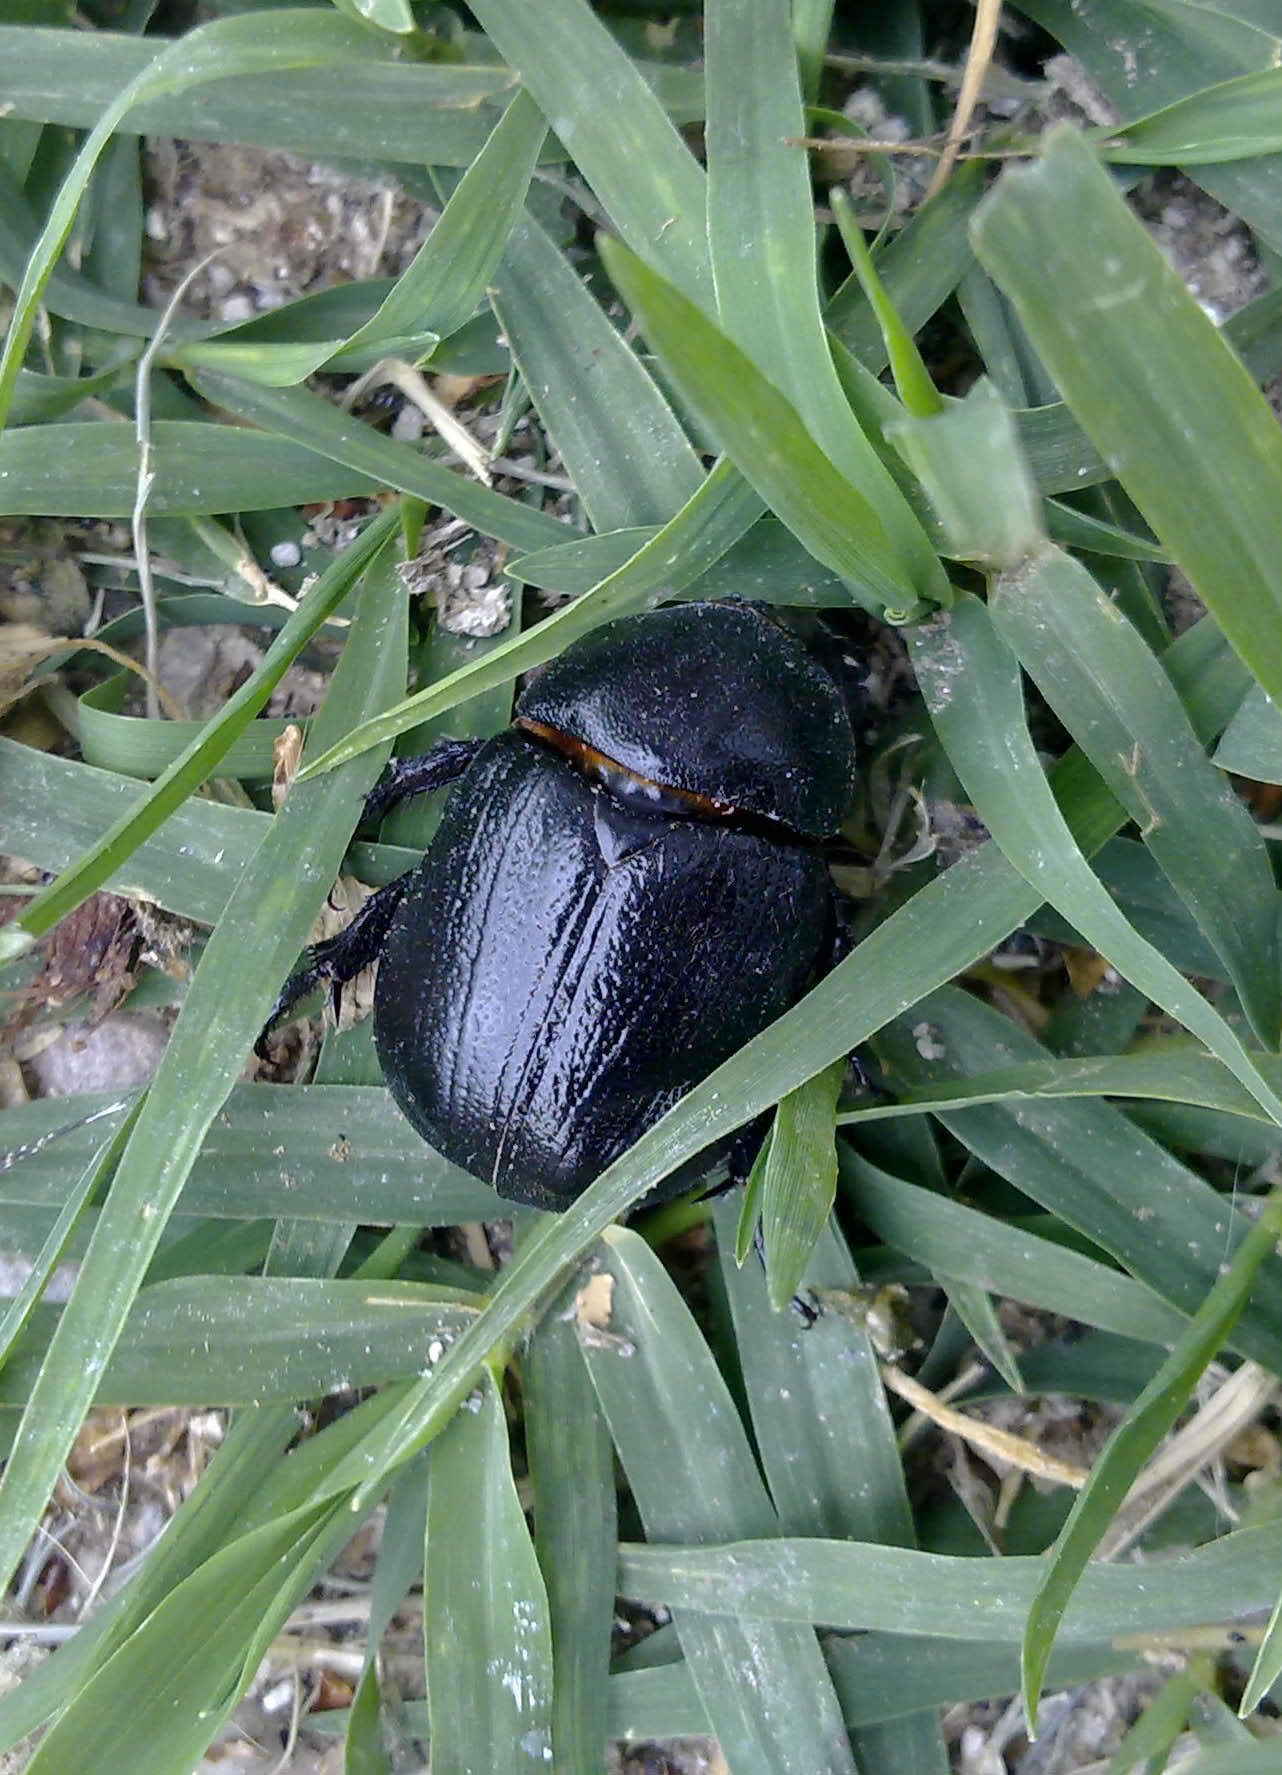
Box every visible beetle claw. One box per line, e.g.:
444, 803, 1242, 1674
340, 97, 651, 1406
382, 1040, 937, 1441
255, 874, 411, 1056
790, 1288, 821, 1328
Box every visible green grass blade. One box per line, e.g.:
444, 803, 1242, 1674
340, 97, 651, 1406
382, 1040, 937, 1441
0, 1142, 371, 1746
615, 1519, 1282, 1639
1242, 1474, 1282, 1711
713, 1203, 951, 1772
343, 1664, 391, 1775
758, 1059, 845, 1311
424, 1371, 554, 1772
0, 9, 382, 430
826, 162, 984, 364
463, 0, 711, 307
78, 678, 298, 779
2, 1282, 478, 1407
1214, 684, 1282, 782
991, 545, 1282, 1045
830, 188, 942, 419
1041, 496, 1166, 562
1099, 1668, 1202, 1771
846, 1155, 1187, 1345
1151, 1742, 1281, 1774
0, 1106, 139, 1368
362, 1448, 430, 1680
941, 1282, 1024, 1394
1021, 1191, 1282, 1727
704, 0, 939, 596
1021, 0, 1282, 252
972, 125, 1282, 707
2, 1083, 500, 1225
0, 535, 407, 1594
582, 1227, 859, 1775
186, 371, 567, 552
599, 234, 939, 615
522, 1291, 616, 1774
909, 594, 1282, 1129
0, 1407, 306, 1750
12, 359, 137, 423
608, 1637, 1137, 1739
322, 1635, 1142, 1742
1, 737, 422, 927
0, 420, 391, 518
507, 514, 851, 603
841, 1046, 1274, 1127
490, 211, 703, 530
0, 26, 551, 169
22, 1505, 341, 1775
1096, 65, 1282, 164
871, 988, 1282, 1374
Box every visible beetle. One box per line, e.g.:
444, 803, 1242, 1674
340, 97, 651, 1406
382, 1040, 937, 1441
260, 600, 858, 1212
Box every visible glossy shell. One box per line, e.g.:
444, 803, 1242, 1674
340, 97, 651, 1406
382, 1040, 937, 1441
516, 601, 857, 838
373, 729, 833, 1210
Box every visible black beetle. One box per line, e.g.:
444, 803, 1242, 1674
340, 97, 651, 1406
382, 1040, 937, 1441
262, 601, 858, 1212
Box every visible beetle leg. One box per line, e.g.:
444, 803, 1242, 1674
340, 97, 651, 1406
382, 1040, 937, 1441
362, 738, 483, 824
256, 873, 411, 1055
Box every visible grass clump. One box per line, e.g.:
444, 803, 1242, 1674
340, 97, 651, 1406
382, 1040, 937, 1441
3, 1, 1282, 1769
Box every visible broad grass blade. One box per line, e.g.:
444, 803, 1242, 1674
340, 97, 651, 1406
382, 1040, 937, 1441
758, 1060, 845, 1310
704, 0, 938, 592
1098, 66, 1282, 164
991, 545, 1282, 1047
0, 25, 543, 169
582, 1227, 859, 1775
972, 126, 1282, 706
616, 1520, 1282, 1641
490, 213, 703, 530
872, 988, 1282, 1374
424, 1372, 555, 1772
909, 595, 1282, 1128
714, 1203, 951, 1771
523, 1292, 615, 1773
846, 1156, 1185, 1346
0, 420, 387, 517
599, 235, 939, 614
465, 0, 712, 307
1, 1282, 478, 1407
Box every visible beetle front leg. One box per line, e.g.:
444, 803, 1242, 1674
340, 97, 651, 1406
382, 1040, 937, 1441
256, 873, 411, 1055
362, 738, 483, 824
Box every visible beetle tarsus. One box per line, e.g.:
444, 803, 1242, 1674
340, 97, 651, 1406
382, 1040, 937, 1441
362, 738, 482, 825
257, 875, 411, 1055
749, 1220, 822, 1327
791, 1288, 821, 1328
